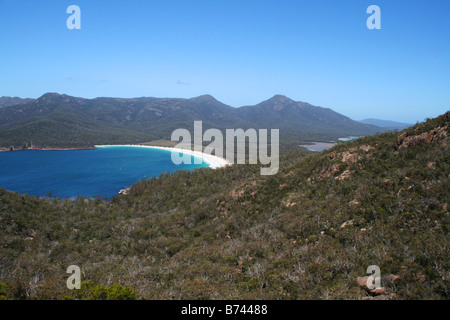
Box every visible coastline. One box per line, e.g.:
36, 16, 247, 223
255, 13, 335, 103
94, 144, 231, 169
0, 146, 96, 152
0, 144, 231, 169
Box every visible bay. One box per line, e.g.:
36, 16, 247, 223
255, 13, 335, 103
0, 146, 209, 199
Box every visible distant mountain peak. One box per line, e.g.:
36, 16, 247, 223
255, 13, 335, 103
267, 94, 294, 103
261, 95, 299, 112
36, 93, 66, 104
37, 93, 86, 105
39, 92, 63, 98
191, 94, 218, 102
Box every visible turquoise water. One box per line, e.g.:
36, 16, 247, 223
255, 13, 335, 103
0, 146, 209, 199
338, 136, 360, 141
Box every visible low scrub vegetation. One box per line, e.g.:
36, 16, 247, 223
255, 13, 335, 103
0, 112, 448, 299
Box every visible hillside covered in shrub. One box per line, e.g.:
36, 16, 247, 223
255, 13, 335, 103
0, 112, 448, 300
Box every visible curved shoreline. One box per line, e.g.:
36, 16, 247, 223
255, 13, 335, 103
0, 146, 96, 152
94, 144, 231, 169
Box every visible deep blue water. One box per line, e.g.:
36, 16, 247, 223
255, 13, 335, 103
0, 146, 209, 199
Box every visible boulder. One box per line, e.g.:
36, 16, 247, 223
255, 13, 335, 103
335, 169, 352, 181
359, 145, 373, 152
119, 187, 131, 195
341, 151, 359, 164
341, 219, 356, 229
356, 276, 371, 289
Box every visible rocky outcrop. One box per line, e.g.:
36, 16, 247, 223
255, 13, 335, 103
335, 169, 352, 181
341, 151, 359, 164
356, 274, 400, 300
319, 144, 374, 180
396, 117, 449, 150
320, 163, 341, 178
359, 144, 374, 152
119, 187, 131, 195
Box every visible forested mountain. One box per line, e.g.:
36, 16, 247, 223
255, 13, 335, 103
238, 95, 380, 141
0, 111, 448, 300
0, 96, 34, 108
0, 93, 383, 148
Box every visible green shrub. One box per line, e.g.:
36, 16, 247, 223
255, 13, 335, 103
71, 281, 139, 300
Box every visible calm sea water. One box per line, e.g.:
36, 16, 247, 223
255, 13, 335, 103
0, 146, 209, 199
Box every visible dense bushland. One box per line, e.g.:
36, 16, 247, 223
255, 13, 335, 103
0, 113, 448, 300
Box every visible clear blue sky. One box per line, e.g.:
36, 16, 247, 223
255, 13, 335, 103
0, 0, 449, 123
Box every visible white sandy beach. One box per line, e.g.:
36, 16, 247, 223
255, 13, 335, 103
94, 144, 231, 169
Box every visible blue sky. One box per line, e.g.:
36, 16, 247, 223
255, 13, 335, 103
0, 0, 449, 123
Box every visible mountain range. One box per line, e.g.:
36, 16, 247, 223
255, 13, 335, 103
0, 93, 385, 148
0, 96, 34, 108
359, 118, 413, 130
